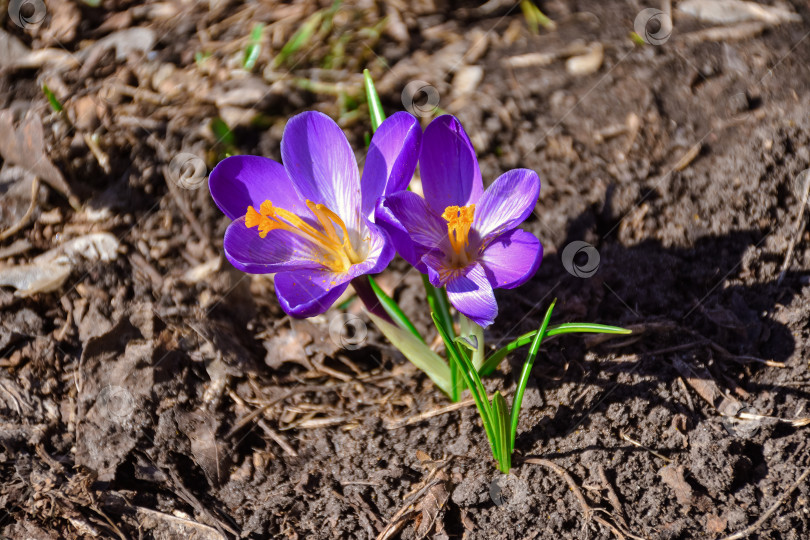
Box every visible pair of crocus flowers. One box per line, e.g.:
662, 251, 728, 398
209, 111, 542, 327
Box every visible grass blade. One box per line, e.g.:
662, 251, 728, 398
508, 301, 556, 454
363, 69, 385, 132
492, 391, 511, 473
431, 313, 496, 448
42, 85, 63, 113
271, 11, 323, 68
519, 0, 556, 32
368, 311, 452, 396
546, 322, 633, 337
479, 322, 631, 376
425, 279, 461, 399
367, 276, 423, 342
242, 23, 264, 70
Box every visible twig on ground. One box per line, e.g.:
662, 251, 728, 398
720, 465, 810, 540
161, 164, 215, 260
167, 468, 240, 537
384, 391, 511, 430
672, 357, 810, 427
226, 389, 297, 456
626, 321, 785, 367
778, 171, 810, 284
0, 176, 39, 241
377, 466, 449, 540
598, 464, 628, 529
523, 458, 645, 540
619, 431, 671, 463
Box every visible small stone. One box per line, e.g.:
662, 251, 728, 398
452, 65, 483, 97
566, 43, 604, 76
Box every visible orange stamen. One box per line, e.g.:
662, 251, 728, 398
441, 204, 475, 265
244, 199, 362, 273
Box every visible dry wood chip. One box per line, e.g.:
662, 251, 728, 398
659, 464, 694, 506
377, 469, 449, 540
0, 110, 76, 205
678, 0, 801, 25
135, 506, 227, 540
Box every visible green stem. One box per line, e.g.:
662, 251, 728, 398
423, 278, 462, 400
364, 276, 422, 340
422, 276, 454, 337
431, 313, 497, 458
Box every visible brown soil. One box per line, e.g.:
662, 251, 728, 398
1, 1, 809, 539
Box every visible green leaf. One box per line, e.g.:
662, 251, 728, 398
210, 117, 236, 147
630, 32, 647, 46
42, 85, 63, 113
520, 0, 555, 33
492, 391, 511, 473
425, 280, 461, 399
432, 313, 498, 462
367, 276, 423, 342
272, 11, 323, 68
447, 340, 465, 403
454, 334, 479, 352
423, 277, 454, 340
459, 314, 485, 371
479, 322, 631, 376
243, 23, 264, 70
509, 301, 556, 453
368, 312, 452, 396
363, 69, 385, 132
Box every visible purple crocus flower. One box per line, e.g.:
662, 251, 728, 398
377, 115, 542, 327
209, 111, 421, 318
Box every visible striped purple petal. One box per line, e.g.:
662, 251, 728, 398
272, 219, 393, 318
445, 263, 498, 328
361, 112, 421, 217
274, 269, 351, 318
209, 155, 306, 221
281, 111, 361, 236
223, 216, 322, 274
473, 169, 540, 242
480, 229, 543, 289
420, 115, 483, 214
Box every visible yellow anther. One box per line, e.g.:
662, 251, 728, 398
245, 206, 264, 229
259, 200, 275, 216
441, 204, 475, 257
244, 199, 362, 273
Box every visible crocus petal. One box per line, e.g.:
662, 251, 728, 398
281, 111, 361, 235
349, 218, 396, 277
209, 155, 306, 220
479, 229, 543, 289
274, 218, 393, 317
375, 198, 426, 271
274, 269, 350, 318
472, 169, 540, 242
361, 112, 421, 217
446, 263, 498, 328
421, 249, 451, 288
223, 217, 323, 274
378, 191, 448, 266
420, 115, 483, 213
